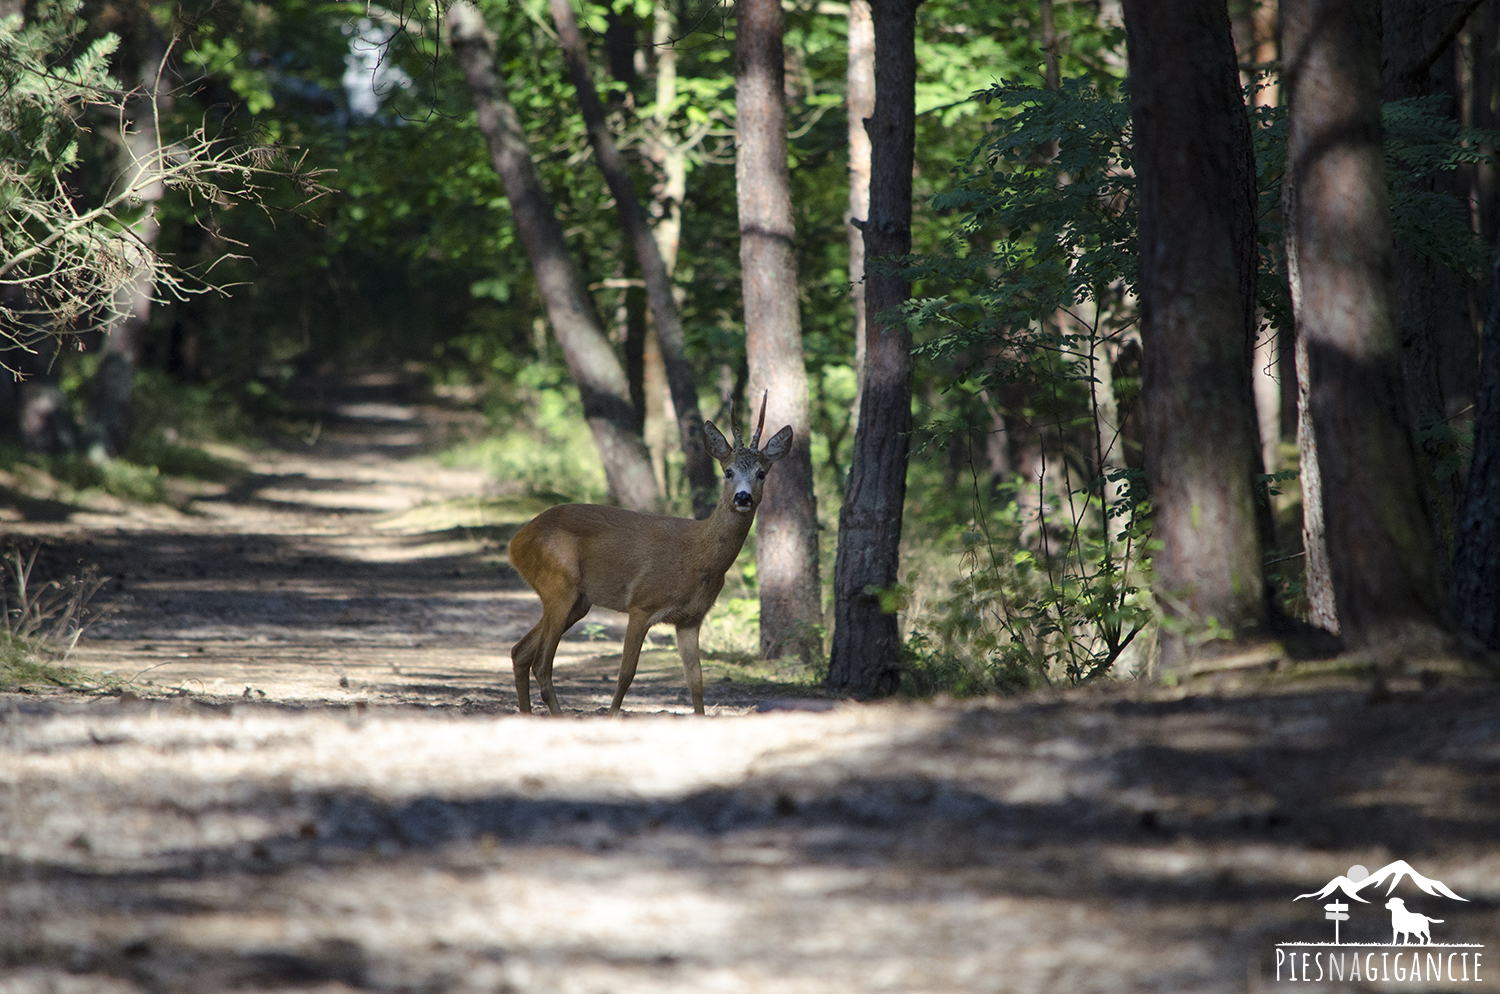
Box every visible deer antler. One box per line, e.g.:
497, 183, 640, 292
751, 390, 768, 450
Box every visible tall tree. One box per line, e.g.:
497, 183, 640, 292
827, 0, 920, 697
734, 0, 821, 661
845, 0, 874, 426
1122, 0, 1268, 671
1282, 0, 1450, 647
548, 0, 718, 518
447, 1, 659, 511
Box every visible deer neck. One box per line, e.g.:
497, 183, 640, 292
692, 494, 757, 571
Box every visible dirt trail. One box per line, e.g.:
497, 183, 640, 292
11, 375, 752, 714
2, 379, 1498, 993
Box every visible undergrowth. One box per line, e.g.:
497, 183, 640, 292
0, 546, 107, 692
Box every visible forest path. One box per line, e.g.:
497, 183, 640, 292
2, 378, 1499, 993
17, 373, 780, 713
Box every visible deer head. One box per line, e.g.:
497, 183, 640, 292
703, 391, 792, 513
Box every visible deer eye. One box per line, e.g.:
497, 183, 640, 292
756, 469, 767, 480
724, 468, 733, 479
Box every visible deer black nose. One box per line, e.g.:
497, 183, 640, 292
733, 490, 753, 507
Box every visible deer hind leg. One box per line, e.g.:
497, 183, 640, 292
675, 625, 705, 715
608, 612, 653, 715
511, 624, 545, 713
531, 592, 590, 716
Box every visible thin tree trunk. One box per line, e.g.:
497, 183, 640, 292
735, 0, 822, 662
447, 2, 659, 511
1451, 240, 1500, 648
827, 0, 920, 697
90, 15, 171, 459
1122, 0, 1267, 672
646, 2, 688, 500
1282, 0, 1450, 648
549, 0, 718, 517
846, 0, 874, 428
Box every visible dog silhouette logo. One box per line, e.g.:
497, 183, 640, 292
1273, 860, 1484, 983
1385, 897, 1442, 945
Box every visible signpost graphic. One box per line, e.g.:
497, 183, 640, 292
1325, 901, 1349, 944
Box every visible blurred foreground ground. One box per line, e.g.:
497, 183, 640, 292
1, 379, 1496, 992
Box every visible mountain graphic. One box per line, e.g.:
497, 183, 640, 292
1294, 860, 1468, 904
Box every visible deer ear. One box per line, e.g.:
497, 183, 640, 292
761, 425, 793, 461
704, 420, 734, 462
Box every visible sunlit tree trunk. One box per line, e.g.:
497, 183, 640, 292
735, 0, 822, 662
1282, 0, 1451, 647
827, 0, 920, 698
1123, 0, 1268, 671
447, 1, 658, 511
846, 0, 874, 428
550, 0, 718, 518
645, 2, 689, 497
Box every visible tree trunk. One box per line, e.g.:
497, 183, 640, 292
549, 0, 718, 517
1282, 0, 1451, 648
1285, 162, 1341, 634
1451, 241, 1500, 648
1122, 0, 1268, 672
846, 0, 874, 428
827, 0, 920, 697
447, 1, 658, 511
735, 0, 822, 662
89, 14, 172, 459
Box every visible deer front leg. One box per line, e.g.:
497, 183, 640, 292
608, 613, 652, 715
676, 625, 705, 715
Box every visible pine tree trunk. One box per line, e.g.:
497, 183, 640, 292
1122, 0, 1268, 672
1285, 170, 1341, 634
1282, 0, 1451, 647
447, 2, 659, 511
827, 0, 919, 698
735, 0, 822, 662
549, 0, 718, 517
846, 0, 874, 428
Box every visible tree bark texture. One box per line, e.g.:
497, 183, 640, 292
1284, 165, 1342, 634
1450, 243, 1500, 648
1122, 0, 1267, 669
549, 0, 718, 518
827, 0, 919, 698
1282, 0, 1450, 646
846, 0, 874, 428
447, 2, 659, 512
734, 0, 822, 662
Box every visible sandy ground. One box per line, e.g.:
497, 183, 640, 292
1, 378, 1497, 993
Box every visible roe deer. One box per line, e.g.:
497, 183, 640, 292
507, 394, 792, 715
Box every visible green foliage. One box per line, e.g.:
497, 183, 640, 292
899, 79, 1149, 694
443, 364, 608, 503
